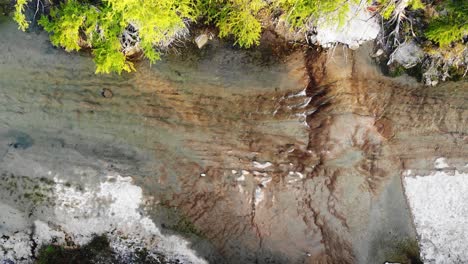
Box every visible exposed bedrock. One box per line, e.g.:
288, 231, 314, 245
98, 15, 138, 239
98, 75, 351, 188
303, 46, 467, 264
0, 19, 467, 263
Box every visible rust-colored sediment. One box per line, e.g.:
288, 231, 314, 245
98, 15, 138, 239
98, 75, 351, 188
0, 20, 466, 263
160, 45, 467, 263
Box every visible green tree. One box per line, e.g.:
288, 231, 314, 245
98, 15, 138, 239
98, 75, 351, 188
16, 0, 463, 75
17, 0, 268, 73
426, 0, 468, 47
37, 0, 197, 74
279, 0, 362, 28
13, 0, 29, 30
198, 0, 265, 48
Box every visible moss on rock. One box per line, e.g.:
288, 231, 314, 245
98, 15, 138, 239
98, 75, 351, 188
385, 238, 423, 264
36, 235, 116, 264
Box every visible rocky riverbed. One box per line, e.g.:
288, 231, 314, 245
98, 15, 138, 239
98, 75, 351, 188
0, 17, 467, 264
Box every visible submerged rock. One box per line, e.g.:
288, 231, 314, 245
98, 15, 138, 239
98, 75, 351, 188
101, 88, 113, 98
195, 34, 210, 49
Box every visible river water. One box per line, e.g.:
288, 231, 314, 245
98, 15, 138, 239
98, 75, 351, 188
0, 17, 467, 264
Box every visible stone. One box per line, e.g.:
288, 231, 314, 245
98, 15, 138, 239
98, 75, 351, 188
101, 88, 113, 98
195, 34, 209, 49
388, 41, 424, 69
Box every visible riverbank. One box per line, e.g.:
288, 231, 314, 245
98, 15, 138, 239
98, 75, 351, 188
5, 0, 468, 85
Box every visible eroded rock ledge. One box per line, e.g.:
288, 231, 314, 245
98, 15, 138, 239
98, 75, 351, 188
0, 19, 467, 263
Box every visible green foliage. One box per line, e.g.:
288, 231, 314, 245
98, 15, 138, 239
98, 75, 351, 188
37, 245, 61, 264
18, 0, 412, 74
216, 0, 265, 48
93, 38, 135, 74
426, 0, 468, 47
36, 0, 197, 74
13, 0, 461, 75
197, 0, 265, 47
36, 235, 114, 264
38, 1, 96, 52
34, 0, 266, 72
172, 214, 204, 237
409, 0, 425, 10
388, 65, 406, 77
13, 0, 29, 30
105, 0, 198, 60
381, 3, 395, 19
279, 0, 362, 28
377, 0, 425, 20
385, 238, 423, 264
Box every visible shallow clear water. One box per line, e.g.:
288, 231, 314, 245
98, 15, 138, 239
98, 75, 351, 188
1, 17, 467, 264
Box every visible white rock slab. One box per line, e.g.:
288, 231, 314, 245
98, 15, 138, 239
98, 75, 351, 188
404, 170, 468, 263
314, 5, 380, 49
